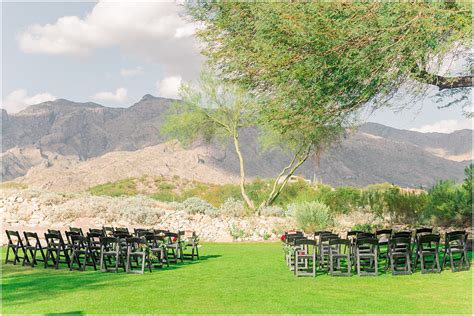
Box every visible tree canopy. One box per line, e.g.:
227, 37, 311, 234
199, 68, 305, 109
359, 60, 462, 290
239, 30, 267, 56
188, 2, 472, 131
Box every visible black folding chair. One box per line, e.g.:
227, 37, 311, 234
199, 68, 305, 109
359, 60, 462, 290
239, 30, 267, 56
166, 232, 183, 263
414, 233, 441, 273
355, 237, 378, 276
102, 226, 115, 237
294, 239, 317, 277
99, 237, 125, 273
387, 236, 412, 275
318, 233, 339, 270
115, 227, 130, 234
5, 230, 28, 265
442, 231, 470, 272
23, 232, 46, 267
69, 227, 84, 236
70, 235, 97, 271
376, 229, 392, 260
87, 232, 103, 265
125, 237, 150, 274
179, 231, 200, 260
329, 238, 352, 276
44, 232, 71, 269
89, 228, 105, 235
145, 234, 168, 268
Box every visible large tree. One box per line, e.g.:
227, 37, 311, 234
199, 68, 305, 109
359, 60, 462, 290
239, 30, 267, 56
187, 2, 472, 130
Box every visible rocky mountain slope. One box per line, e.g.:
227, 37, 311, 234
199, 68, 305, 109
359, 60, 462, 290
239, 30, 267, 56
1, 96, 471, 190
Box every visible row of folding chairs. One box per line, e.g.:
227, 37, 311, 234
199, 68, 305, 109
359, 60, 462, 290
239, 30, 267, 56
283, 229, 470, 277
5, 227, 200, 274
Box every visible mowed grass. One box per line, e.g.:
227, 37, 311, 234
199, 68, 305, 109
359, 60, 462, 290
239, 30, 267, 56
2, 243, 472, 314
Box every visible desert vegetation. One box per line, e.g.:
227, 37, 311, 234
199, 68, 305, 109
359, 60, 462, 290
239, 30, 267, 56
86, 164, 473, 231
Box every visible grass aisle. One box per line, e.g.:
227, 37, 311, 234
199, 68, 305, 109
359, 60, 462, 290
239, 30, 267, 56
2, 243, 472, 314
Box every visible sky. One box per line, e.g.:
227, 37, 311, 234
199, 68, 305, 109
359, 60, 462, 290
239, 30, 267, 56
1, 1, 472, 133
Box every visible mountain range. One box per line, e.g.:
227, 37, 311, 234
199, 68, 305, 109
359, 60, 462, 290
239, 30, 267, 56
1, 95, 471, 191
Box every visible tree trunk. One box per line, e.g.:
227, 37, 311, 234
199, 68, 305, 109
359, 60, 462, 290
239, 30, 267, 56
262, 145, 311, 208
232, 133, 255, 210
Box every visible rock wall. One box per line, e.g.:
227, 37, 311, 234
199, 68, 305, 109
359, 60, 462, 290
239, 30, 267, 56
1, 189, 294, 245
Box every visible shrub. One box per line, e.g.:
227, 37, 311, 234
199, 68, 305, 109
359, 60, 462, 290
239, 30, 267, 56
289, 201, 333, 233
352, 223, 377, 233
218, 198, 246, 217
179, 197, 217, 215
259, 205, 286, 217
228, 224, 247, 240
424, 180, 471, 227
384, 187, 428, 225
88, 178, 137, 197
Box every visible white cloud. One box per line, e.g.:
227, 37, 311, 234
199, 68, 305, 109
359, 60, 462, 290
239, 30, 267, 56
156, 76, 182, 99
2, 89, 56, 113
91, 87, 127, 103
120, 66, 144, 77
410, 119, 472, 134
18, 1, 203, 80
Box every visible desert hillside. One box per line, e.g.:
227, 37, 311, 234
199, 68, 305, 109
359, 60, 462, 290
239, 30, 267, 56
2, 96, 471, 190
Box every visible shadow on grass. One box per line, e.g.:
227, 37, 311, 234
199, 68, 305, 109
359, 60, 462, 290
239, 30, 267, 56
45, 311, 84, 315
2, 254, 222, 309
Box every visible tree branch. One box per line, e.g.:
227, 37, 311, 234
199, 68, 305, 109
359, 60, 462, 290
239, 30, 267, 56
413, 69, 473, 90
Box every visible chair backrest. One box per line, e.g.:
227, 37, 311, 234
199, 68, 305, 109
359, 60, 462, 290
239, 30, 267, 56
24, 232, 41, 247
115, 227, 129, 234
47, 230, 66, 243
329, 238, 351, 246
99, 237, 120, 250
347, 230, 363, 237
376, 229, 392, 237
114, 231, 131, 239
356, 237, 378, 248
44, 232, 65, 248
356, 232, 375, 240
389, 236, 411, 251
126, 237, 144, 246
314, 231, 331, 237
134, 228, 151, 237
87, 232, 103, 246
69, 227, 84, 236
445, 232, 466, 244
415, 228, 432, 239
393, 231, 412, 238
71, 235, 88, 249
89, 228, 104, 236
137, 230, 153, 238
320, 233, 339, 243
6, 230, 22, 245
102, 226, 115, 236
294, 239, 316, 246
154, 229, 169, 235
418, 233, 440, 250
145, 234, 165, 247
65, 231, 80, 245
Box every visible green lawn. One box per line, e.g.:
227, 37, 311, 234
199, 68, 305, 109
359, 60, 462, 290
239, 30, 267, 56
2, 243, 472, 314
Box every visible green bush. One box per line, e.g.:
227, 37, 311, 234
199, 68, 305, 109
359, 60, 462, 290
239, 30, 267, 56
384, 187, 428, 225
290, 201, 333, 233
424, 180, 471, 227
88, 178, 137, 197
352, 223, 378, 233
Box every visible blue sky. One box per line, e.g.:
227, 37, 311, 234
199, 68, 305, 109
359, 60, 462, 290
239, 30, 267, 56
1, 1, 472, 133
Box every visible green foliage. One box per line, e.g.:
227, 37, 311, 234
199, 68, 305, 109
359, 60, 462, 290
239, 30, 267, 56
424, 180, 471, 227
290, 201, 333, 233
462, 164, 473, 205
190, 2, 472, 130
352, 223, 378, 233
88, 178, 137, 197
318, 186, 363, 214
384, 187, 429, 225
